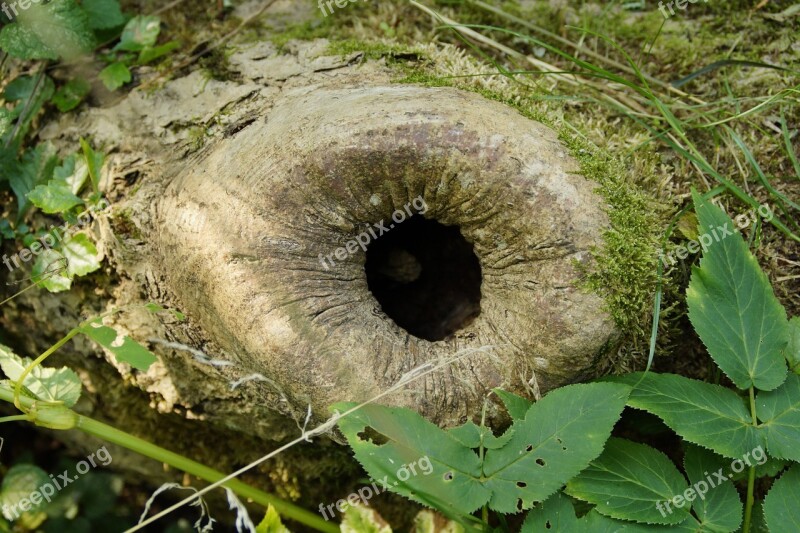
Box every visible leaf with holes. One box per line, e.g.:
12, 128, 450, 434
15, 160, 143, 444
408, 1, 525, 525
481, 382, 630, 513
763, 464, 800, 532
683, 445, 742, 532
78, 320, 157, 371
332, 402, 490, 517
607, 373, 763, 459
756, 373, 800, 461
565, 438, 691, 525
447, 421, 514, 450
687, 190, 789, 391
521, 491, 631, 532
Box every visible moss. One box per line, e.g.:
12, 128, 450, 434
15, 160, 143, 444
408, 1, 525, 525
327, 39, 425, 63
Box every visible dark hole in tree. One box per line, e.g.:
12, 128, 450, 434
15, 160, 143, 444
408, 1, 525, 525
365, 216, 482, 341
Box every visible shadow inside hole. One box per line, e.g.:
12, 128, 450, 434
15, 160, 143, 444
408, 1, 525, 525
365, 216, 482, 341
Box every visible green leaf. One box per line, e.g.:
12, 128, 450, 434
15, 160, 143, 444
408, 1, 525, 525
763, 464, 800, 532
0, 464, 51, 519
482, 382, 630, 513
32, 249, 72, 292
682, 445, 742, 532
492, 388, 532, 421
608, 373, 763, 459
116, 15, 160, 52
78, 320, 157, 371
0, 108, 12, 140
521, 492, 629, 533
98, 62, 131, 91
9, 143, 59, 219
785, 317, 800, 373
565, 438, 691, 525
413, 510, 464, 533
0, 75, 55, 148
80, 0, 125, 30
756, 373, 800, 461
79, 138, 104, 192
51, 78, 91, 112
686, 190, 789, 391
447, 421, 513, 450
137, 40, 180, 65
341, 505, 391, 533
63, 233, 101, 277
255, 504, 290, 533
0, 344, 81, 406
333, 402, 490, 517
27, 181, 84, 214
53, 153, 90, 195
0, 0, 95, 60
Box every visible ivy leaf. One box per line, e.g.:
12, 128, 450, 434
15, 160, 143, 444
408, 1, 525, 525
9, 143, 59, 219
785, 317, 800, 374
32, 249, 72, 292
115, 15, 160, 52
682, 445, 742, 532
0, 0, 95, 60
27, 181, 84, 214
98, 62, 131, 91
51, 78, 91, 112
81, 0, 125, 30
63, 233, 101, 277
608, 373, 763, 459
565, 438, 691, 525
686, 190, 789, 391
492, 388, 532, 421
333, 402, 490, 517
0, 344, 81, 406
481, 382, 630, 513
78, 320, 157, 371
0, 465, 51, 519
255, 505, 290, 533
763, 464, 800, 532
756, 373, 800, 461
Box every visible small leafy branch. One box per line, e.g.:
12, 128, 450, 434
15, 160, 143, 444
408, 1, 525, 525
332, 191, 800, 532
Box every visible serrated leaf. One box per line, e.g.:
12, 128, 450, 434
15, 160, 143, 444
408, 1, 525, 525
78, 320, 157, 371
492, 388, 532, 421
63, 233, 101, 277
9, 143, 59, 218
81, 0, 125, 30
608, 373, 763, 459
98, 62, 131, 91
785, 317, 800, 373
32, 249, 72, 292
763, 464, 800, 532
341, 505, 391, 533
27, 181, 84, 214
482, 382, 630, 513
0, 464, 51, 520
521, 492, 630, 532
756, 373, 800, 461
565, 438, 691, 525
51, 78, 91, 112
116, 15, 160, 52
447, 421, 513, 450
0, 344, 81, 406
682, 445, 742, 532
0, 0, 95, 60
686, 190, 789, 391
255, 505, 290, 533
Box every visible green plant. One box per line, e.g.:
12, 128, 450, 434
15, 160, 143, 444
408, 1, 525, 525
331, 191, 799, 532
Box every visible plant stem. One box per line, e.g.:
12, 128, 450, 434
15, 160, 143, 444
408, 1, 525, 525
0, 386, 336, 533
743, 386, 758, 533
0, 414, 30, 423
